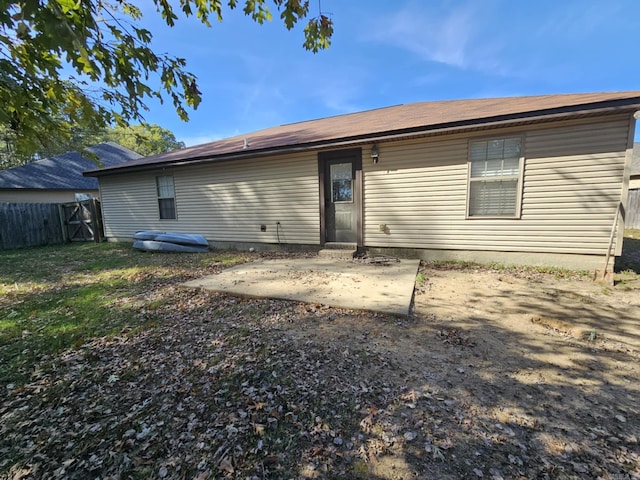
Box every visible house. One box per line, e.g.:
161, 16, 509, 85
85, 92, 640, 270
0, 142, 142, 203
628, 143, 640, 229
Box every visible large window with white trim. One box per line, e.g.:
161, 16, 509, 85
467, 137, 523, 217
156, 175, 176, 220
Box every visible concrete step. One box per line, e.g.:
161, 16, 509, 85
318, 248, 356, 259
323, 242, 357, 250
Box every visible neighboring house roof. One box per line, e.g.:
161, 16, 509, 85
86, 91, 640, 177
0, 142, 142, 190
632, 142, 640, 179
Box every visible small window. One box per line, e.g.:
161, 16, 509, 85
468, 137, 523, 217
330, 163, 353, 203
156, 175, 176, 220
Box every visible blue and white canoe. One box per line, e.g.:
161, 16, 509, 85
133, 230, 166, 241
153, 233, 208, 247
133, 240, 209, 253
133, 230, 209, 253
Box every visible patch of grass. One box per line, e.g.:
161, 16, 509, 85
226, 326, 252, 346
625, 228, 640, 240
194, 250, 252, 269
425, 259, 589, 279
1, 281, 134, 384
0, 242, 248, 386
351, 459, 370, 477
427, 259, 484, 271
486, 262, 592, 279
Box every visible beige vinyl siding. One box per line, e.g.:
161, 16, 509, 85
100, 152, 320, 244
0, 190, 97, 203
363, 115, 630, 255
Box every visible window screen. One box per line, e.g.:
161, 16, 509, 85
156, 176, 176, 220
468, 138, 522, 217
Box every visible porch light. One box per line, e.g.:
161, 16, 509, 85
371, 144, 379, 163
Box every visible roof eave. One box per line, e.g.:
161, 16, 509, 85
85, 101, 640, 178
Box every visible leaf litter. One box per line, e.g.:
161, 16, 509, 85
1, 253, 640, 479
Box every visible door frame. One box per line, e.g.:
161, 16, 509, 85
318, 148, 363, 246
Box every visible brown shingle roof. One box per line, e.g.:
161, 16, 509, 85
86, 91, 640, 176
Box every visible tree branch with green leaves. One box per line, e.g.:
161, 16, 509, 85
0, 0, 333, 160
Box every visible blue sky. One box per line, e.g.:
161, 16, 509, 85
135, 1, 640, 146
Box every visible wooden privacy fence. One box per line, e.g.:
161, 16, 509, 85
0, 199, 102, 250
628, 189, 640, 229
60, 199, 103, 243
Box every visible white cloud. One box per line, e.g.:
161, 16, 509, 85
366, 1, 508, 74
370, 4, 472, 67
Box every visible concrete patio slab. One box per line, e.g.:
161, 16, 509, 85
183, 257, 420, 316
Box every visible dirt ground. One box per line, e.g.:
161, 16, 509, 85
272, 261, 640, 479
352, 263, 640, 479
2, 256, 640, 479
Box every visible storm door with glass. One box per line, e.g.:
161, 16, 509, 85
320, 149, 362, 244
